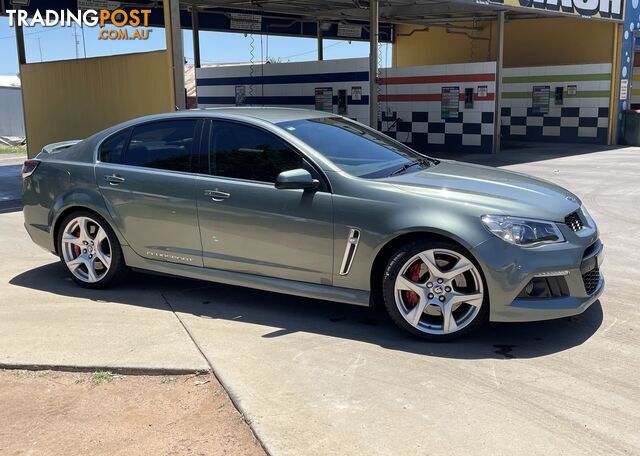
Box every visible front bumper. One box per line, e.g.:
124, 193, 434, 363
472, 221, 604, 323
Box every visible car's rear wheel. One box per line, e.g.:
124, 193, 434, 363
57, 210, 126, 288
382, 240, 488, 341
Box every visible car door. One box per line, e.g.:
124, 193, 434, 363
95, 118, 204, 267
196, 119, 334, 284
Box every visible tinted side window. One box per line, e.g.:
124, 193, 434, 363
211, 121, 303, 183
124, 120, 197, 172
99, 130, 129, 163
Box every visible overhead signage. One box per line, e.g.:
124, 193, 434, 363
229, 12, 262, 32
486, 0, 623, 21
77, 0, 120, 10
337, 23, 363, 38
441, 87, 460, 119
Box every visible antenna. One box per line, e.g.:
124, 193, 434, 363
73, 25, 80, 59
36, 36, 43, 62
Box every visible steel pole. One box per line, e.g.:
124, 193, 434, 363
493, 11, 505, 154
369, 0, 379, 129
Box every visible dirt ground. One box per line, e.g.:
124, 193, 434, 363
0, 369, 266, 456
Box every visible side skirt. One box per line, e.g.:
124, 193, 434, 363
122, 246, 370, 307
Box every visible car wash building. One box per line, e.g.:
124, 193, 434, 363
2, 0, 637, 157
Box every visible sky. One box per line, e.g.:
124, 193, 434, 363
0, 17, 392, 75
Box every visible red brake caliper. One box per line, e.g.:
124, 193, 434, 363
403, 262, 422, 307
72, 228, 81, 257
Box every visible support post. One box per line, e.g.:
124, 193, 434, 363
369, 0, 379, 129
192, 8, 201, 69
609, 24, 623, 145
15, 17, 26, 65
317, 20, 323, 61
164, 0, 186, 110
493, 11, 505, 154
15, 12, 30, 156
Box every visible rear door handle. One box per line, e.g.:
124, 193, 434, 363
204, 189, 231, 201
105, 174, 125, 184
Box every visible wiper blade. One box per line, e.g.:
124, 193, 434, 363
389, 159, 430, 177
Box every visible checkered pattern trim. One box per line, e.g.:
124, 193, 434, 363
380, 111, 495, 154
500, 107, 609, 144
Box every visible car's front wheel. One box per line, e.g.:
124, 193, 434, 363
382, 240, 488, 341
57, 210, 126, 288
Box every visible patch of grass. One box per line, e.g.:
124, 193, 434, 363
92, 371, 114, 384
161, 376, 177, 384
0, 144, 26, 155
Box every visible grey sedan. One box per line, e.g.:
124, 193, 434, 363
21, 108, 604, 340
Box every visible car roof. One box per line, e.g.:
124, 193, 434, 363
200, 107, 335, 123
90, 107, 337, 148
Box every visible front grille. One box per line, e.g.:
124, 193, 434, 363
582, 266, 600, 295
565, 211, 584, 232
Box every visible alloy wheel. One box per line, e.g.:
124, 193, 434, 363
61, 216, 112, 283
394, 248, 484, 335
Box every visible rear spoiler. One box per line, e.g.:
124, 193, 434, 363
39, 140, 83, 156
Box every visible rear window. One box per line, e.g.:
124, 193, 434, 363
99, 130, 129, 164
124, 120, 197, 173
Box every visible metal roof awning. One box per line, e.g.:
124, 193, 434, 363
180, 0, 624, 24
1, 0, 624, 43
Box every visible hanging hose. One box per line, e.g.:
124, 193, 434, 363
249, 33, 256, 105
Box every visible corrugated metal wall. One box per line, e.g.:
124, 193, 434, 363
20, 50, 174, 158
0, 87, 25, 137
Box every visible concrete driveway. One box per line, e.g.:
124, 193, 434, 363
1, 146, 638, 455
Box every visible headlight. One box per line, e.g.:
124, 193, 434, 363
481, 215, 565, 247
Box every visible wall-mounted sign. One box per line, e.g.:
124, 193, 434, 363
620, 79, 629, 100
235, 85, 246, 106
486, 0, 623, 21
532, 85, 550, 114
351, 86, 362, 101
567, 85, 578, 96
477, 85, 488, 98
315, 87, 333, 112
229, 13, 262, 31
441, 86, 460, 119
337, 23, 363, 38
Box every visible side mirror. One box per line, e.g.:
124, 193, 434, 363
275, 168, 319, 190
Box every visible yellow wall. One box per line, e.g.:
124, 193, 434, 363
20, 50, 174, 158
395, 18, 615, 68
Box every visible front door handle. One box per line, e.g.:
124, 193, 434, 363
204, 189, 231, 201
105, 174, 125, 185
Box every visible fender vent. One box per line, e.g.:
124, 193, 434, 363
339, 229, 360, 276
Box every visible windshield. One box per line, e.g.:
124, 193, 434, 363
277, 117, 432, 178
